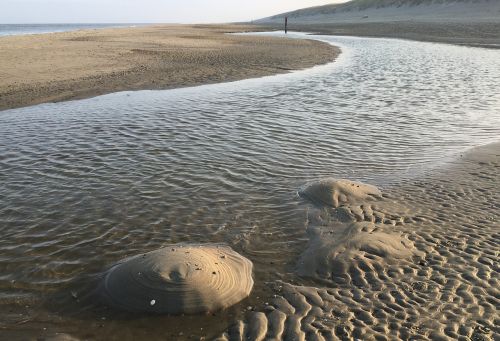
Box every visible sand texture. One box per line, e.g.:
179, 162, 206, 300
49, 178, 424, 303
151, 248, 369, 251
298, 222, 422, 283
103, 244, 253, 314
0, 24, 338, 111
217, 143, 500, 340
299, 179, 382, 208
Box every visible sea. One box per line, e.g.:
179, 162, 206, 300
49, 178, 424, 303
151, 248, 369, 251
0, 23, 145, 36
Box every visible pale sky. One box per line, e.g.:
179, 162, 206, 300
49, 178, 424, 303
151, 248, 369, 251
0, 0, 348, 24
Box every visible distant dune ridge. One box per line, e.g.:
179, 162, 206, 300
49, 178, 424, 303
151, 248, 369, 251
258, 0, 500, 23
255, 0, 500, 48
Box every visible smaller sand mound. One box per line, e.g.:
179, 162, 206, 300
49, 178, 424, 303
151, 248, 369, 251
298, 222, 421, 282
299, 178, 382, 208
103, 244, 253, 314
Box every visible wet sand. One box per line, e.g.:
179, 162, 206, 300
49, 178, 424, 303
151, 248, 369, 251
5, 142, 495, 340
217, 142, 500, 341
0, 24, 338, 111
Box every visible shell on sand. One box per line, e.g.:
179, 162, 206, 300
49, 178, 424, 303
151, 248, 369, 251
298, 222, 422, 280
300, 178, 382, 207
103, 244, 254, 314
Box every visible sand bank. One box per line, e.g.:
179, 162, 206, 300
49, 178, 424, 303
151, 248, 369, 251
0, 24, 338, 111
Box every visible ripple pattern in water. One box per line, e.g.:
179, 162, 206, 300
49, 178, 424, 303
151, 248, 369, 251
1, 34, 500, 338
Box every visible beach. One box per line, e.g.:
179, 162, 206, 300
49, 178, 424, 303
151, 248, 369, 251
0, 24, 338, 111
0, 25, 499, 341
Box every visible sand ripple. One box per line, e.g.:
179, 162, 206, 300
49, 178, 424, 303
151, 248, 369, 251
218, 144, 499, 341
298, 222, 422, 283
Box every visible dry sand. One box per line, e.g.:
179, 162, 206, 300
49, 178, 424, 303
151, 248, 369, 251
0, 24, 338, 111
217, 143, 500, 341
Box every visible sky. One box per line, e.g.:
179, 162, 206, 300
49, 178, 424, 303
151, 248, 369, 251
0, 0, 348, 24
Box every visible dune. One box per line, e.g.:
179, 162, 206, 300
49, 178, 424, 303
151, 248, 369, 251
255, 0, 500, 47
258, 0, 500, 24
103, 244, 253, 314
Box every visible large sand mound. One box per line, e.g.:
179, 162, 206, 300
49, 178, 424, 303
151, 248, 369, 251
299, 178, 382, 208
103, 244, 253, 314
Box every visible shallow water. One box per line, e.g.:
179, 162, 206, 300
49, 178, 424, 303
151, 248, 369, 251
1, 33, 500, 339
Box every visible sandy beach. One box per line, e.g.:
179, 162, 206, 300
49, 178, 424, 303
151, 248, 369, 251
0, 24, 338, 111
0, 16, 499, 341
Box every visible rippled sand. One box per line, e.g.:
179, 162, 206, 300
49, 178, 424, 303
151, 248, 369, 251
217, 143, 499, 341
3, 144, 497, 340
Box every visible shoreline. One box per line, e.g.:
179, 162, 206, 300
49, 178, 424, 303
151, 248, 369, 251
0, 24, 339, 111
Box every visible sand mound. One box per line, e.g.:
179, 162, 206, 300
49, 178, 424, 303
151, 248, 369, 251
299, 179, 418, 283
299, 178, 382, 208
103, 244, 253, 314
298, 222, 422, 282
